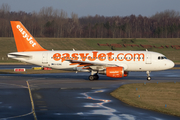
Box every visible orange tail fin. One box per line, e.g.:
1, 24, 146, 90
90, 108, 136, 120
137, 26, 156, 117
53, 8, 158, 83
10, 21, 47, 52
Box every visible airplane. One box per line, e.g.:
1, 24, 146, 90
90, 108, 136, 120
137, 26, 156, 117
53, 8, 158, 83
8, 21, 175, 81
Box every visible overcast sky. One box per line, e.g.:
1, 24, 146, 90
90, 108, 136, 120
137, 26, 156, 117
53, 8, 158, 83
0, 0, 180, 17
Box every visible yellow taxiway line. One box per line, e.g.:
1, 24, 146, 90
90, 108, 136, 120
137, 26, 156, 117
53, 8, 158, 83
27, 81, 37, 120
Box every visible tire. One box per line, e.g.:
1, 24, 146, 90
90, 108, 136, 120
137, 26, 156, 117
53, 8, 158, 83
147, 76, 151, 81
89, 75, 94, 81
94, 75, 99, 80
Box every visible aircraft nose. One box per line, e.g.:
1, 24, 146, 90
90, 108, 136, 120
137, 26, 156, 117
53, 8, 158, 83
168, 60, 175, 69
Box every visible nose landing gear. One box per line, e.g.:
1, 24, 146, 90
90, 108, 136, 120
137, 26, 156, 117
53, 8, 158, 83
146, 71, 151, 81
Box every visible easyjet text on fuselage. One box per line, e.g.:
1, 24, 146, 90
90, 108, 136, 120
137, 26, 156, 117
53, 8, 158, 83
52, 51, 145, 62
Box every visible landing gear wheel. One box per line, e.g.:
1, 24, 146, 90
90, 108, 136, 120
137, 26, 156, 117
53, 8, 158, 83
146, 71, 151, 81
94, 75, 99, 80
147, 76, 151, 81
89, 75, 95, 81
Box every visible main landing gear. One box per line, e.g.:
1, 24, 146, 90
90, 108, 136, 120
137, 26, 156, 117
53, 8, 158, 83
88, 74, 99, 81
88, 71, 99, 81
146, 71, 151, 81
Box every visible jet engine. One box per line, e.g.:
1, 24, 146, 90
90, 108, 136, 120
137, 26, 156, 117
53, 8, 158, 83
99, 67, 128, 78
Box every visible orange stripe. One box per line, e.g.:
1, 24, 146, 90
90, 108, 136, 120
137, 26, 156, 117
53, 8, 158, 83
70, 63, 80, 65
82, 67, 90, 69
77, 65, 86, 67
77, 64, 92, 67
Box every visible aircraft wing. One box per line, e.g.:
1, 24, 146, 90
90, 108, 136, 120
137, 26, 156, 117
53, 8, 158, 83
66, 59, 120, 70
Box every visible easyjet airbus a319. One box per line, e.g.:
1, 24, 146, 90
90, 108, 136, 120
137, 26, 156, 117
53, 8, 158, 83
8, 21, 175, 81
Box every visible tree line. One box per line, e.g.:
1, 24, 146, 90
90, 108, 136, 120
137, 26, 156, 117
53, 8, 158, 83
0, 4, 180, 38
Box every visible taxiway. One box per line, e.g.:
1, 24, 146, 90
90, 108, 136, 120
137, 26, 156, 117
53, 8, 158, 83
0, 68, 179, 120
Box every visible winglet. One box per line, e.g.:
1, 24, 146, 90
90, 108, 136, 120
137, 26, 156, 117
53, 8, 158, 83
10, 21, 47, 52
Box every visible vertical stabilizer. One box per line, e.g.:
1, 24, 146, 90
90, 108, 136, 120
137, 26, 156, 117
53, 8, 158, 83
10, 21, 47, 52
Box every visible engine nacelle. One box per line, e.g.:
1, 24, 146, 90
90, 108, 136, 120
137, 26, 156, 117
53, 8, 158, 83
106, 67, 124, 78
99, 67, 124, 78
99, 67, 129, 78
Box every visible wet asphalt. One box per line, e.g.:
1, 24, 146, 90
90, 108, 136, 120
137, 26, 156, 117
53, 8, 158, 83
0, 65, 179, 120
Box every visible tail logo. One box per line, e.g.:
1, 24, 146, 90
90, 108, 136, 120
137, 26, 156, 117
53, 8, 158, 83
16, 25, 36, 47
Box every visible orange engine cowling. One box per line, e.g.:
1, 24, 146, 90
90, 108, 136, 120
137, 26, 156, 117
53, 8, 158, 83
106, 67, 124, 78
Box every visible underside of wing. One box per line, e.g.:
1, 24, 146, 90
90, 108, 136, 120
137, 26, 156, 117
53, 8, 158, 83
66, 59, 118, 70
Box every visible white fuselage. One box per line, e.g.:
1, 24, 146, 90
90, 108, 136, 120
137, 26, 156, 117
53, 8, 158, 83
8, 50, 174, 72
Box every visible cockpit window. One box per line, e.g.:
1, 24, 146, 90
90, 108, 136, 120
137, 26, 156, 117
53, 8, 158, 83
158, 56, 167, 60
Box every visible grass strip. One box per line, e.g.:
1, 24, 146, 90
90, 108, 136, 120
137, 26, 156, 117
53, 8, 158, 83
110, 82, 180, 117
1, 38, 180, 62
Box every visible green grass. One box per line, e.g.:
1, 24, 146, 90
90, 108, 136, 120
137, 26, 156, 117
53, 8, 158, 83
1, 37, 180, 63
110, 82, 180, 117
